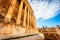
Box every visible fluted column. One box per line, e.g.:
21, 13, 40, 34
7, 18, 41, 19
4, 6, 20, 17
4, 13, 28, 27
23, 6, 27, 26
16, 1, 23, 24
4, 0, 17, 23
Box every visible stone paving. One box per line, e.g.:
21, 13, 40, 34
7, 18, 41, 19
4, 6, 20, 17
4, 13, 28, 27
0, 34, 44, 40
10, 34, 44, 40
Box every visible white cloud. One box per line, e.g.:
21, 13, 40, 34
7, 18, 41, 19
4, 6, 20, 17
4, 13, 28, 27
28, 0, 60, 20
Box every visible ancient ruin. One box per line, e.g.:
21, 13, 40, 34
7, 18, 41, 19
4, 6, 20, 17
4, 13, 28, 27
0, 0, 38, 36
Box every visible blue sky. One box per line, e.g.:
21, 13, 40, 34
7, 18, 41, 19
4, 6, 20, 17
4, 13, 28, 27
28, 0, 60, 28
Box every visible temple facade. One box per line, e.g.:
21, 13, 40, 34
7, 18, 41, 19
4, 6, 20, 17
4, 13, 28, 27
0, 0, 38, 36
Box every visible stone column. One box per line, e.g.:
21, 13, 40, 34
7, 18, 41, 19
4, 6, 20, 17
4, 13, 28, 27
33, 16, 35, 28
4, 0, 17, 23
32, 15, 34, 27
29, 13, 30, 27
23, 6, 27, 26
27, 10, 29, 27
31, 14, 33, 27
34, 18, 36, 28
33, 18, 35, 27
31, 14, 36, 28
30, 13, 31, 27
16, 1, 23, 24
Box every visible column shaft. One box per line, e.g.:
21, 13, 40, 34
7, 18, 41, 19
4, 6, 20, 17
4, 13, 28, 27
27, 10, 29, 27
16, 1, 23, 24
34, 18, 36, 28
4, 0, 17, 22
29, 13, 31, 27
33, 16, 35, 28
23, 6, 27, 26
31, 14, 33, 27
